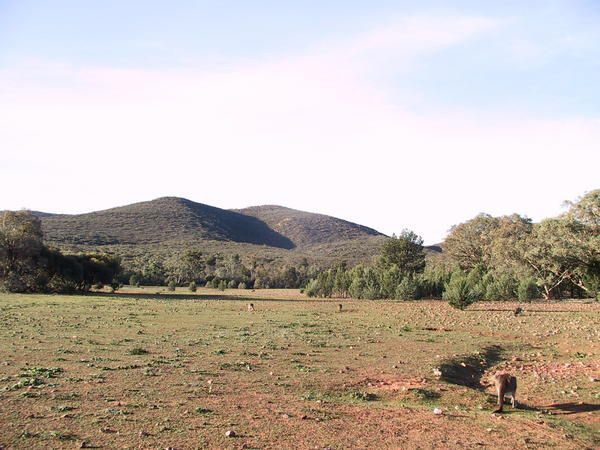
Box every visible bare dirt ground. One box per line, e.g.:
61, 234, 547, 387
0, 288, 598, 449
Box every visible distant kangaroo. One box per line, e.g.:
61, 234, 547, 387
338, 304, 343, 313
247, 303, 255, 312
513, 307, 523, 316
493, 373, 517, 413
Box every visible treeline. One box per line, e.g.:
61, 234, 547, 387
305, 189, 600, 307
304, 230, 447, 299
125, 252, 320, 290
2, 189, 598, 304
0, 211, 121, 293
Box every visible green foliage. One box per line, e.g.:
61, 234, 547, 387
129, 273, 140, 287
395, 275, 420, 300
188, 281, 197, 292
379, 230, 426, 274
0, 211, 44, 292
517, 277, 539, 301
481, 272, 517, 300
443, 271, 478, 310
167, 280, 176, 291
0, 211, 123, 294
304, 279, 320, 298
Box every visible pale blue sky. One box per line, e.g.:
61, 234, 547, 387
1, 1, 599, 242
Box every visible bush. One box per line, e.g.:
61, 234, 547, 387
129, 274, 140, 287
395, 276, 419, 300
483, 273, 517, 300
443, 271, 478, 310
238, 282, 247, 289
167, 280, 177, 291
218, 280, 227, 291
517, 277, 538, 301
188, 281, 197, 292
227, 279, 237, 289
304, 279, 320, 298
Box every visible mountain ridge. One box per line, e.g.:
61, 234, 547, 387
35, 197, 386, 252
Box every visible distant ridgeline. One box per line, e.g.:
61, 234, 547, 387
2, 189, 598, 304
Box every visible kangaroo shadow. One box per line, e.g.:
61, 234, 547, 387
485, 396, 540, 413
438, 345, 503, 389
547, 403, 600, 415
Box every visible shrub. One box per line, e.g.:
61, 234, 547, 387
349, 276, 366, 299
227, 279, 237, 289
167, 280, 177, 291
304, 279, 320, 297
188, 281, 197, 292
443, 271, 478, 310
238, 282, 247, 289
129, 274, 140, 287
395, 276, 419, 300
483, 273, 517, 300
517, 277, 538, 301
218, 280, 227, 291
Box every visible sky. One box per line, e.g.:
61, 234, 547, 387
1, 1, 599, 244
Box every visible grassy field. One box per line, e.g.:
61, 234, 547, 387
0, 288, 598, 449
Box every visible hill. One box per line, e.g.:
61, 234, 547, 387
234, 205, 383, 248
35, 197, 389, 265
40, 197, 294, 249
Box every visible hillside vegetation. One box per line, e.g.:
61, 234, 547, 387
34, 197, 389, 267
235, 205, 382, 247
39, 197, 295, 249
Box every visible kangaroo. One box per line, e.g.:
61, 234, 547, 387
338, 304, 343, 313
493, 373, 517, 413
247, 303, 255, 312
513, 307, 523, 316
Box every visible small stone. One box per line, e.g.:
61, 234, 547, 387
433, 408, 443, 415
486, 428, 492, 433
226, 430, 236, 438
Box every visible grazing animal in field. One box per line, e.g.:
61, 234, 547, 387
514, 307, 523, 316
493, 373, 517, 413
338, 304, 343, 313
247, 303, 255, 312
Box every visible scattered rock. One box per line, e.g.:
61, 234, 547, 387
433, 408, 443, 415
226, 430, 236, 438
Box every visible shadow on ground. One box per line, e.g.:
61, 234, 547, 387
90, 291, 336, 304
469, 306, 585, 314
547, 403, 600, 415
439, 345, 504, 389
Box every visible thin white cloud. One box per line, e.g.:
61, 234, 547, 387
1, 15, 598, 243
